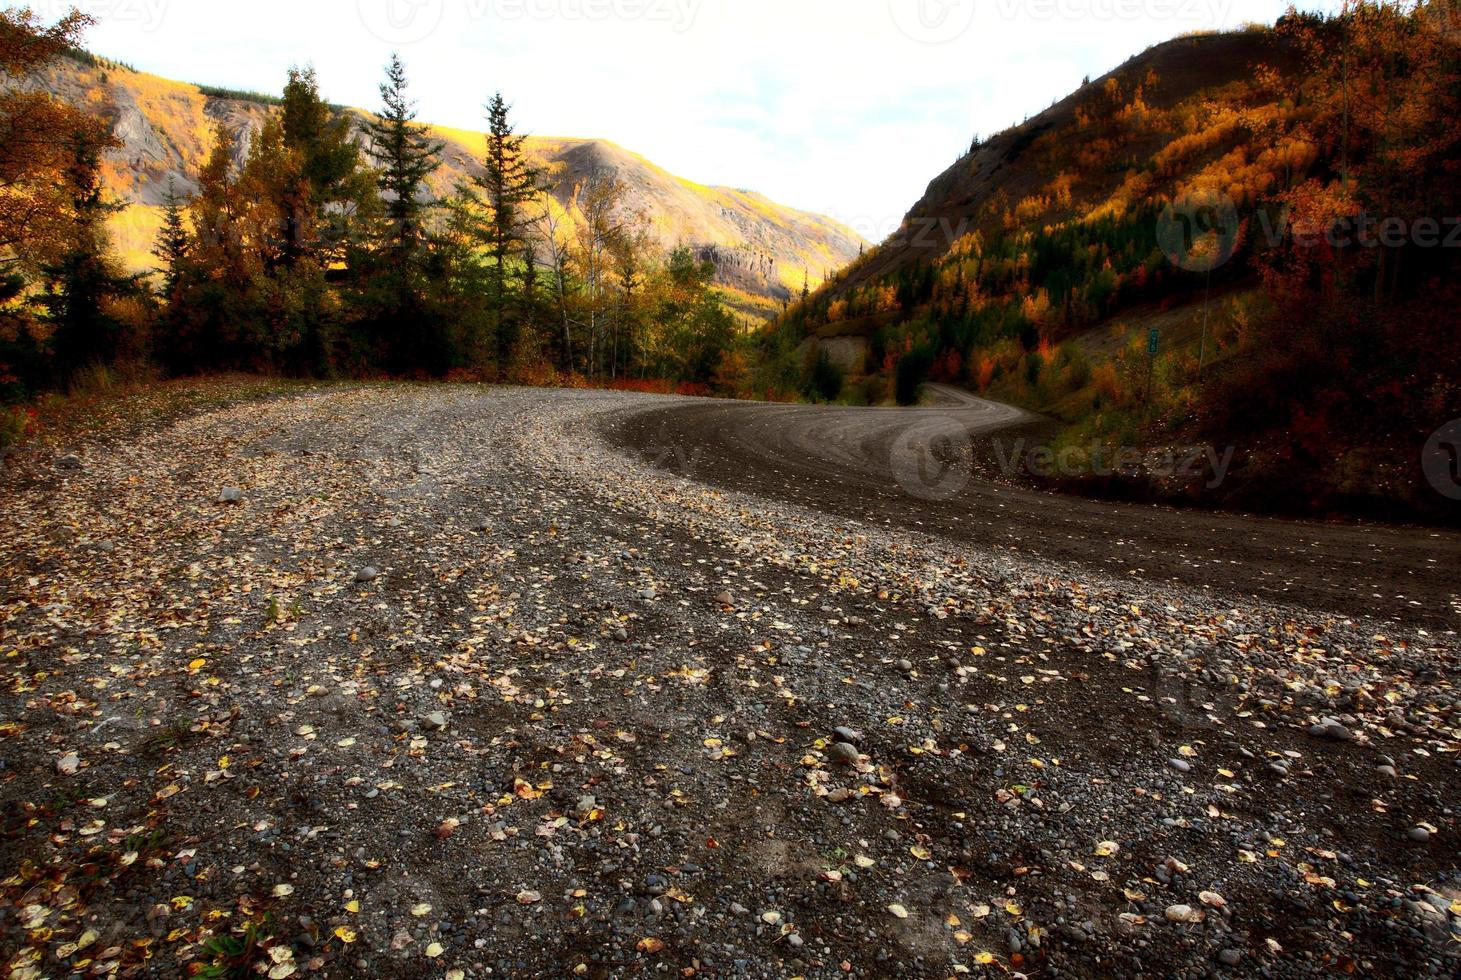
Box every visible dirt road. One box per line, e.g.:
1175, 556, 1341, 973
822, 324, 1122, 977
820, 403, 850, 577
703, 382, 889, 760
605, 386, 1461, 628
1, 383, 1456, 979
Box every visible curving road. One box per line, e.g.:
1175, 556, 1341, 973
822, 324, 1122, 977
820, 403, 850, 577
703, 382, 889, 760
603, 385, 1461, 628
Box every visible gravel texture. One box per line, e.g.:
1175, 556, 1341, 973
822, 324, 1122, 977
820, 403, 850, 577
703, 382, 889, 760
0, 384, 1456, 979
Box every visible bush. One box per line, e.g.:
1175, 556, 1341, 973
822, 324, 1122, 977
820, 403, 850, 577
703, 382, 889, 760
805, 350, 844, 402
0, 405, 38, 447
895, 349, 933, 405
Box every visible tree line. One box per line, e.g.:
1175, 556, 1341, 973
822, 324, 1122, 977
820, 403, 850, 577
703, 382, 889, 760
0, 7, 744, 402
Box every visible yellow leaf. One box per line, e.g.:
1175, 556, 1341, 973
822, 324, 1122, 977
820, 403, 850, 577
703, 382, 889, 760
334, 926, 356, 944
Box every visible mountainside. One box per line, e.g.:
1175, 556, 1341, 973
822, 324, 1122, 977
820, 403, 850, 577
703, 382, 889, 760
31, 53, 865, 320
824, 31, 1298, 305
774, 11, 1461, 521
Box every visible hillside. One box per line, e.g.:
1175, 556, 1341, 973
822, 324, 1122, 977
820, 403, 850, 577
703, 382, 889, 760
822, 30, 1298, 305
29, 53, 865, 320
775, 11, 1460, 521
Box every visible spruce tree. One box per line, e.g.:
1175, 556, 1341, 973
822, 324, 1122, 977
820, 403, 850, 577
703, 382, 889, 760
152, 177, 191, 297
361, 55, 446, 372
469, 92, 540, 366
44, 128, 133, 379
365, 55, 443, 265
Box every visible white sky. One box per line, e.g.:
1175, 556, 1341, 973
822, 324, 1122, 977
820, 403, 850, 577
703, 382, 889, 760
61, 0, 1331, 238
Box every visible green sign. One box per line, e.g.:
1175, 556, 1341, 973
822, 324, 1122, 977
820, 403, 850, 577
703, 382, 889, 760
1147, 329, 1160, 355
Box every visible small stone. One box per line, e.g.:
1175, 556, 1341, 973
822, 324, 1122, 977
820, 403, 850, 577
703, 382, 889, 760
1307, 720, 1352, 741
1407, 826, 1431, 843
354, 567, 380, 583
828, 742, 861, 767
825, 788, 853, 804
833, 726, 861, 744
1164, 904, 1200, 923
1217, 949, 1242, 967
56, 752, 79, 775
713, 591, 733, 606
1168, 759, 1191, 773
218, 486, 244, 504
612, 628, 629, 643
421, 712, 449, 731
575, 795, 597, 815
638, 588, 657, 600
56, 454, 83, 470
896, 659, 913, 673
1377, 765, 1398, 779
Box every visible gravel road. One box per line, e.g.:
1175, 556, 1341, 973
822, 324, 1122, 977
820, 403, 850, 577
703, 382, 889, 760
605, 385, 1461, 628
0, 384, 1456, 979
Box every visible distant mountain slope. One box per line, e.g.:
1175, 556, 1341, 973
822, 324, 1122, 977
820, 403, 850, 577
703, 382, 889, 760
30, 54, 865, 319
806, 29, 1300, 319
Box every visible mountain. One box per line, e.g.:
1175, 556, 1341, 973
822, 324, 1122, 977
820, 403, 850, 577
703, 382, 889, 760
803, 29, 1300, 326
777, 12, 1460, 521
29, 53, 866, 321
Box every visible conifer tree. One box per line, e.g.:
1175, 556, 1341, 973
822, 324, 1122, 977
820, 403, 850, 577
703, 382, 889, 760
44, 128, 133, 378
365, 55, 442, 265
152, 178, 191, 297
281, 66, 370, 264
360, 55, 446, 371
468, 92, 540, 366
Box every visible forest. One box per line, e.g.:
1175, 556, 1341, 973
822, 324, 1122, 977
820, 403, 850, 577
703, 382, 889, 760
0, 6, 788, 431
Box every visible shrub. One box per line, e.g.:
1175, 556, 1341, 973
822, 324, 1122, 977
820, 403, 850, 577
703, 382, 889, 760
895, 349, 933, 405
805, 350, 844, 402
0, 405, 38, 447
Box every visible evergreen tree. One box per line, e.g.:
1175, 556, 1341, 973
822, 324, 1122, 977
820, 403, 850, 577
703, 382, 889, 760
365, 55, 443, 265
467, 92, 541, 367
171, 128, 257, 370
152, 178, 191, 297
360, 55, 446, 371
281, 66, 370, 264
43, 128, 134, 379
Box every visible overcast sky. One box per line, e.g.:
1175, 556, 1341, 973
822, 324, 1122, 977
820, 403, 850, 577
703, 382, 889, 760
67, 0, 1328, 239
